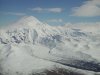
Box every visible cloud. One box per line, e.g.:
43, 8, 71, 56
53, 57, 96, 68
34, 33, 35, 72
71, 0, 100, 17
47, 8, 63, 13
3, 12, 26, 16
46, 19, 63, 23
30, 7, 43, 13
64, 22, 100, 32
30, 7, 63, 13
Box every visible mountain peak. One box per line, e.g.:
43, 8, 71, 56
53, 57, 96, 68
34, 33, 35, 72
21, 16, 39, 22
13, 16, 43, 28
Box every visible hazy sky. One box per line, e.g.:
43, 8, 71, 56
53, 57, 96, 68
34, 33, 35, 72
0, 0, 100, 26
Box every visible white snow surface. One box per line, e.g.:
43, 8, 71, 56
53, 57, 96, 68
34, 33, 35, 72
0, 16, 100, 75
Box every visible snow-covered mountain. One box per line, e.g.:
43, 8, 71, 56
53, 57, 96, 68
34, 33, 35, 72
0, 16, 100, 75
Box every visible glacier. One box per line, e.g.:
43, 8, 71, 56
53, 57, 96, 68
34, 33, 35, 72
0, 16, 100, 75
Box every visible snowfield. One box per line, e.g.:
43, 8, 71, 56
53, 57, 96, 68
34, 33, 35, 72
0, 16, 100, 75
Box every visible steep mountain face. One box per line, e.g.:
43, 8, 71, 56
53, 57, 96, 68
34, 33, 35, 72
0, 16, 100, 75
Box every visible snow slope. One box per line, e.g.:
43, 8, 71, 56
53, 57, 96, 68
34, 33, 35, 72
0, 16, 100, 75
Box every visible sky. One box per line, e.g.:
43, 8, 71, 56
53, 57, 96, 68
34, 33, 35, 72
0, 0, 100, 26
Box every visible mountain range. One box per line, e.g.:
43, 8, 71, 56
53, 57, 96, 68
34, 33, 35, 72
0, 16, 100, 75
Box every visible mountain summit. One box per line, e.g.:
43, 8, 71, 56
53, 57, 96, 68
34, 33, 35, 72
12, 16, 43, 28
